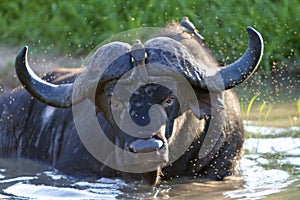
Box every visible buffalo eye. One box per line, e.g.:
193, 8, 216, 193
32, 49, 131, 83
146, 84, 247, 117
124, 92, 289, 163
162, 95, 175, 107
110, 99, 123, 110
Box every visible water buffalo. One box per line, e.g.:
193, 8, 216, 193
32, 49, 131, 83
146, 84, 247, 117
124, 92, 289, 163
0, 20, 263, 185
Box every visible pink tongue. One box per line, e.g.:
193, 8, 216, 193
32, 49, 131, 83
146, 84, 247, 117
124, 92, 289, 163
129, 138, 163, 153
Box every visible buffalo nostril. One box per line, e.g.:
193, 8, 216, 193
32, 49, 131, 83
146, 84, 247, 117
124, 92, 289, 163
128, 138, 164, 153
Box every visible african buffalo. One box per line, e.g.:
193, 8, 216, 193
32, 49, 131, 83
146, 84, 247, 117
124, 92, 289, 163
0, 19, 263, 184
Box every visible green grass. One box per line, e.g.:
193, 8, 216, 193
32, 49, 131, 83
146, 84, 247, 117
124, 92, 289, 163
297, 98, 300, 114
243, 97, 300, 128
0, 0, 299, 76
242, 96, 299, 140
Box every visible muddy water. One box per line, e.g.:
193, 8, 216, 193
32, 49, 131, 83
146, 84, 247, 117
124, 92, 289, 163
0, 123, 299, 199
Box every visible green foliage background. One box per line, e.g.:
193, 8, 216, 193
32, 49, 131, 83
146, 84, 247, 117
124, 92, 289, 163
0, 0, 299, 76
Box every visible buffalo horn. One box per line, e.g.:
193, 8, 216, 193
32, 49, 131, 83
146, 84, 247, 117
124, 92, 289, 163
15, 46, 79, 108
201, 27, 263, 91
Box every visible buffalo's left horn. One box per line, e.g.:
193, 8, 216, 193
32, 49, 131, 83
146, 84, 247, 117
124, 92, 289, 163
201, 27, 263, 91
15, 46, 81, 108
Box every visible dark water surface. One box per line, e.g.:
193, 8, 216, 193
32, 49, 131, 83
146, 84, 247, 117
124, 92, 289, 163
0, 123, 299, 199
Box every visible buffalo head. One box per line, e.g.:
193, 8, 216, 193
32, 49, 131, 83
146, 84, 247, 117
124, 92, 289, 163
14, 24, 263, 183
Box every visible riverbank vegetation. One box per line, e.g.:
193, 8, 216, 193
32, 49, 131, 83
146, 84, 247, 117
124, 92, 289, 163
0, 0, 299, 102
1, 0, 299, 71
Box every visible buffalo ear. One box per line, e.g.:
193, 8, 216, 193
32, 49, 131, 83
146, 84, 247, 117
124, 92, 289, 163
189, 93, 212, 119
189, 91, 226, 120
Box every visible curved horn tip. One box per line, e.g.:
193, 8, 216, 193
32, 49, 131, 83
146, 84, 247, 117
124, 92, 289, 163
246, 26, 264, 44
19, 45, 28, 56
245, 26, 264, 62
16, 46, 29, 63
246, 26, 259, 33
246, 26, 258, 34
23, 45, 28, 50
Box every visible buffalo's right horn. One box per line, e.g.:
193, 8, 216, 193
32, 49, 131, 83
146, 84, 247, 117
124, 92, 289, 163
199, 26, 263, 91
15, 46, 82, 108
